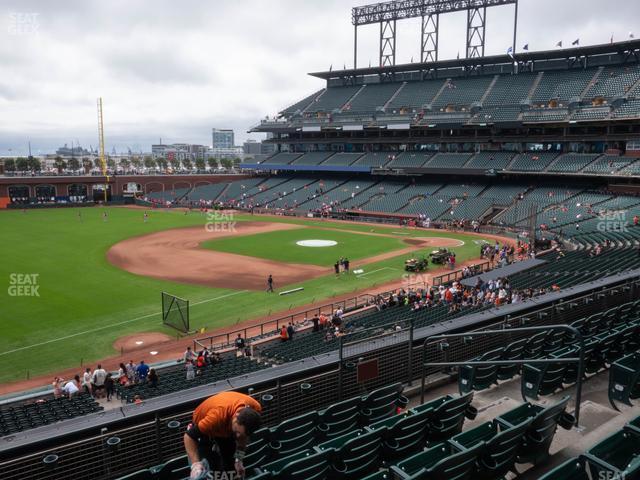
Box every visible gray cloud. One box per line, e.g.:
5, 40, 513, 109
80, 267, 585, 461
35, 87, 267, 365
0, 0, 639, 155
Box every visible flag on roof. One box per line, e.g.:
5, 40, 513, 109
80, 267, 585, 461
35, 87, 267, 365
630, 32, 635, 39
572, 38, 580, 46
507, 46, 514, 58
556, 40, 563, 47
523, 44, 529, 51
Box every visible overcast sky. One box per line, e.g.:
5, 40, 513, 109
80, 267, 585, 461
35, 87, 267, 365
0, 0, 638, 155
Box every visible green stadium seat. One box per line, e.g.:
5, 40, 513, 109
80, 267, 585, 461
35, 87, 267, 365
522, 346, 578, 400
537, 455, 617, 480
360, 383, 409, 425
608, 351, 640, 408
316, 428, 384, 479
257, 448, 333, 480
411, 392, 475, 443
244, 428, 274, 470
458, 347, 504, 394
449, 418, 531, 480
389, 442, 483, 480
367, 407, 433, 462
317, 396, 362, 440
497, 339, 526, 380
586, 427, 640, 476
495, 396, 574, 465
269, 411, 319, 458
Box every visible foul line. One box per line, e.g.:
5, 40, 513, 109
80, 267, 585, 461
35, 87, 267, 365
0, 290, 247, 357
356, 267, 398, 278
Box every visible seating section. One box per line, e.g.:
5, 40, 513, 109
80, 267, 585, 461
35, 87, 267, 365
433, 76, 493, 107
385, 152, 432, 168
540, 416, 640, 480
531, 69, 597, 104
522, 108, 569, 123
548, 153, 601, 172
508, 152, 559, 171
115, 356, 269, 403
261, 153, 302, 165
612, 99, 640, 118
584, 65, 640, 99
583, 155, 634, 173
386, 80, 446, 111
0, 393, 103, 436
183, 183, 227, 203
281, 89, 324, 116
345, 84, 401, 113
321, 153, 364, 166
464, 152, 515, 170
484, 73, 536, 106
290, 152, 335, 165
352, 152, 394, 167
424, 153, 472, 169
306, 86, 362, 113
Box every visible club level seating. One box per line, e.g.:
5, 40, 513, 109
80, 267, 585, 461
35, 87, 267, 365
0, 393, 103, 437
584, 65, 640, 99
115, 356, 268, 403
290, 152, 335, 165
463, 152, 515, 170
423, 153, 472, 169
433, 76, 494, 108
260, 153, 302, 165
583, 155, 634, 173
548, 153, 602, 172
531, 68, 597, 104
522, 108, 569, 123
469, 105, 522, 124
320, 153, 364, 166
484, 73, 537, 106
508, 152, 559, 171
612, 99, 640, 118
305, 86, 361, 113
385, 152, 432, 168
344, 83, 401, 114
570, 107, 611, 122
385, 80, 445, 111
352, 152, 394, 167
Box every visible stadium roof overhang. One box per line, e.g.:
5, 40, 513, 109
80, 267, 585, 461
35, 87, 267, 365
309, 39, 640, 80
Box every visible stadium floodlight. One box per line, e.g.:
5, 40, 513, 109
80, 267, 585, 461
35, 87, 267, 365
351, 0, 518, 67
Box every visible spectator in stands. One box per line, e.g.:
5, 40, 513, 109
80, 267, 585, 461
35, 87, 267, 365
148, 368, 158, 388
52, 377, 64, 399
312, 315, 320, 332
63, 375, 81, 398
136, 360, 149, 384
184, 392, 262, 478
92, 364, 107, 398
287, 322, 295, 340
186, 360, 195, 380
104, 373, 114, 401
184, 346, 196, 364
118, 363, 128, 386
280, 325, 289, 341
126, 360, 136, 384
234, 334, 245, 354
82, 368, 93, 395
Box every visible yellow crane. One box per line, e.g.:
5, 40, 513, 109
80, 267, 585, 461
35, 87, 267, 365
97, 97, 109, 202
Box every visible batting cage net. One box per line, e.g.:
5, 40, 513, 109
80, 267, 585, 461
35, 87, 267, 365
161, 292, 190, 334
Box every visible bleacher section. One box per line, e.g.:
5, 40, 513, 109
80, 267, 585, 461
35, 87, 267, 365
183, 183, 227, 202
548, 153, 602, 172
433, 76, 493, 107
260, 153, 301, 165
321, 153, 363, 166
352, 152, 393, 167
483, 73, 536, 106
583, 155, 634, 173
385, 80, 445, 111
531, 68, 596, 104
344, 83, 400, 113
281, 90, 324, 116
583, 65, 640, 99
385, 152, 432, 168
423, 153, 472, 169
464, 152, 515, 170
290, 152, 335, 165
306, 86, 361, 113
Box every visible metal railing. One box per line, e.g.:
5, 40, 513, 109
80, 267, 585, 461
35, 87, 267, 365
419, 324, 586, 426
431, 260, 493, 286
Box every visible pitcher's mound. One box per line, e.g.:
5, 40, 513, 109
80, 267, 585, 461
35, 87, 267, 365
113, 332, 173, 352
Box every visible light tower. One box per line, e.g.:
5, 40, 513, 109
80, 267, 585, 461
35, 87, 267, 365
97, 97, 108, 202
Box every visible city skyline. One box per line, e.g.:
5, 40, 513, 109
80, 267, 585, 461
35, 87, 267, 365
1, 0, 639, 155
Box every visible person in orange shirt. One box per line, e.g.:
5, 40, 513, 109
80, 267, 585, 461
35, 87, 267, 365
184, 391, 262, 478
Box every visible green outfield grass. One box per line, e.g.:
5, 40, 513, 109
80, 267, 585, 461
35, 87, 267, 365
202, 227, 406, 265
0, 207, 490, 385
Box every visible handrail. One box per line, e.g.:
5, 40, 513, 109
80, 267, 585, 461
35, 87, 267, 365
420, 324, 585, 427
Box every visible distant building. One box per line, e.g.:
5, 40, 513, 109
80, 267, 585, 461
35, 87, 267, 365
243, 138, 276, 156
212, 129, 235, 149
151, 143, 207, 161
207, 146, 244, 160
55, 144, 91, 156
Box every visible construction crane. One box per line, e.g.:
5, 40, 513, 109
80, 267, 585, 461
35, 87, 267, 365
97, 98, 108, 202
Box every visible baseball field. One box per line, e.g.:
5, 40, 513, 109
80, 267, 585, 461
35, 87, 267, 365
0, 207, 496, 386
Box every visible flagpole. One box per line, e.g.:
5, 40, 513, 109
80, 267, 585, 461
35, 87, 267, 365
512, 0, 519, 57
